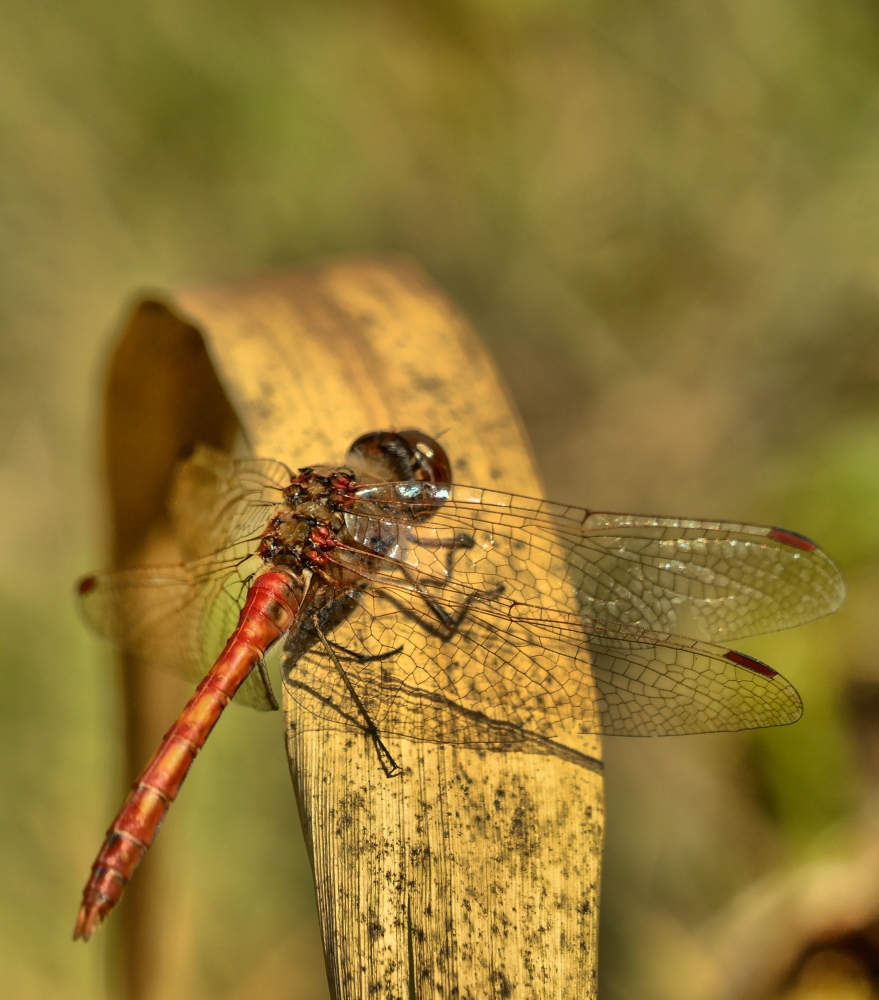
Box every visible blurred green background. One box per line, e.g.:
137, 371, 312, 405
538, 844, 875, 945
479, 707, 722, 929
4, 1, 879, 998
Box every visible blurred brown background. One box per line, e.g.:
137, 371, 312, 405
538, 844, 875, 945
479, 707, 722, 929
3, 2, 879, 998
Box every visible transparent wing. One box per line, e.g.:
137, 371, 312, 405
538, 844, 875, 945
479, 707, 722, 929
169, 444, 291, 562
78, 445, 292, 711
349, 482, 846, 641
282, 584, 802, 746
78, 557, 277, 710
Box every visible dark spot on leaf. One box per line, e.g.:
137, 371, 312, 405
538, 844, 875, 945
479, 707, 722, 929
489, 969, 514, 998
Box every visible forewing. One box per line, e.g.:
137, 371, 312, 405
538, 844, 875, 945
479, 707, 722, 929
169, 444, 291, 562
281, 585, 801, 745
350, 483, 845, 641
76, 444, 292, 710
78, 556, 277, 711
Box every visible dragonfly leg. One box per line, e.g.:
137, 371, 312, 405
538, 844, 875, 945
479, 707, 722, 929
314, 618, 401, 778
390, 531, 505, 640
380, 579, 504, 643
327, 638, 403, 664
409, 531, 474, 581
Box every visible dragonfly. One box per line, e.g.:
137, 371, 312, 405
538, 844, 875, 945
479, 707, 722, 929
73, 429, 846, 941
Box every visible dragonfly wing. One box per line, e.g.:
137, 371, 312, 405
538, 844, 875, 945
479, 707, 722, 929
170, 444, 291, 562
281, 585, 801, 745
557, 512, 845, 641
78, 560, 277, 711
350, 483, 846, 641
76, 444, 291, 711
282, 586, 559, 747
505, 601, 802, 736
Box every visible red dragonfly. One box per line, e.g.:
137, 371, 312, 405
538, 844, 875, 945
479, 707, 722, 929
73, 430, 845, 940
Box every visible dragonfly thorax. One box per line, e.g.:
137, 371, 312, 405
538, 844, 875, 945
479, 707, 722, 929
256, 429, 455, 579
256, 467, 361, 578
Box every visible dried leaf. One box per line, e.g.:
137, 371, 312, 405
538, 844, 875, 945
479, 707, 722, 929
106, 257, 603, 998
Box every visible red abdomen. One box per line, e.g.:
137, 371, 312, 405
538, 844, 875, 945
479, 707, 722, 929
74, 571, 299, 941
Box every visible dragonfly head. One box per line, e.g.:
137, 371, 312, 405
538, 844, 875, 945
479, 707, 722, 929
346, 430, 452, 486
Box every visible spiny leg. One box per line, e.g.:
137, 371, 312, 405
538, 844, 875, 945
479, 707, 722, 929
313, 617, 401, 777
394, 539, 503, 641
377, 585, 497, 642
327, 639, 403, 664
392, 530, 506, 639
410, 531, 475, 581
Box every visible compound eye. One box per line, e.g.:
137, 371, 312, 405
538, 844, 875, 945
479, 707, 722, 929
398, 430, 452, 484
346, 430, 453, 484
